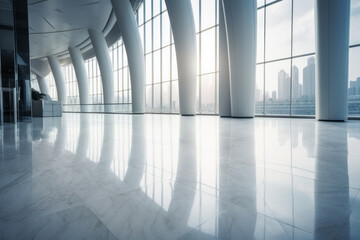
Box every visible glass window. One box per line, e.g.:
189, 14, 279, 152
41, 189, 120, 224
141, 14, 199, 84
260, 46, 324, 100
265, 59, 291, 115
348, 47, 360, 116
145, 0, 152, 21
162, 46, 171, 82
200, 73, 216, 113
153, 15, 161, 50
291, 56, 315, 115
200, 28, 216, 74
257, 9, 265, 63
350, 0, 360, 45
145, 21, 152, 53
146, 54, 153, 85
138, 3, 144, 25
146, 85, 153, 110
265, 0, 292, 61
153, 50, 161, 83
162, 81, 170, 111
293, 0, 315, 56
162, 11, 171, 47
153, 83, 161, 110
256, 64, 265, 115
201, 0, 216, 30
171, 81, 179, 112
153, 0, 161, 16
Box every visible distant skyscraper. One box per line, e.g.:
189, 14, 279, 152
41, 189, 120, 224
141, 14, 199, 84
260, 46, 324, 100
272, 90, 276, 100
349, 80, 357, 96
278, 70, 290, 100
292, 66, 300, 100
303, 57, 315, 100
357, 77, 360, 95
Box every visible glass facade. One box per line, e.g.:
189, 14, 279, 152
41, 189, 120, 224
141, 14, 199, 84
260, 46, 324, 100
42, 0, 360, 117
256, 0, 316, 116
349, 0, 360, 117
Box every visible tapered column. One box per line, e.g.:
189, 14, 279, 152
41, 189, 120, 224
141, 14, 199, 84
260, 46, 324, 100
219, 0, 231, 117
165, 0, 197, 116
88, 29, 114, 104
69, 47, 90, 109
315, 0, 350, 121
110, 0, 145, 114
222, 0, 257, 117
47, 55, 67, 103
36, 74, 49, 95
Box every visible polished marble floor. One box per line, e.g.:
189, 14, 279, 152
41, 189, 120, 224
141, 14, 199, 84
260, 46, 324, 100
0, 113, 360, 240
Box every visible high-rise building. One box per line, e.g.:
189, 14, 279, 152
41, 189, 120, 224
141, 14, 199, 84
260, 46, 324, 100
278, 70, 290, 100
272, 90, 277, 101
303, 57, 315, 101
292, 66, 300, 100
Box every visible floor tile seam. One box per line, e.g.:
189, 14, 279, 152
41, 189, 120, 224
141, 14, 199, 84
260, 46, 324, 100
75, 194, 120, 240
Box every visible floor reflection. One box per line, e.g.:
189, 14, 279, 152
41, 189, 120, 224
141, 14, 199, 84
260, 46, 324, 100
0, 114, 359, 239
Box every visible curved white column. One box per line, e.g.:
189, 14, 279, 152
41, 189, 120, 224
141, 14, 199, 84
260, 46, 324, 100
69, 47, 89, 108
110, 0, 145, 114
88, 29, 114, 104
165, 0, 197, 116
47, 55, 67, 103
36, 74, 49, 95
219, 0, 231, 117
315, 0, 350, 121
222, 0, 257, 117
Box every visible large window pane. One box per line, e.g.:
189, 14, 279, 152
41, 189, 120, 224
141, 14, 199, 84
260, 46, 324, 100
200, 73, 216, 113
350, 0, 360, 45
256, 64, 265, 115
162, 81, 170, 111
348, 47, 360, 116
153, 15, 161, 50
146, 54, 152, 85
171, 81, 179, 112
291, 55, 315, 115
153, 50, 161, 83
191, 0, 200, 32
257, 9, 265, 63
153, 83, 161, 111
145, 0, 152, 21
145, 21, 152, 53
162, 11, 171, 47
293, 0, 315, 56
146, 85, 153, 111
201, 0, 216, 30
200, 28, 216, 74
162, 46, 171, 82
265, 0, 292, 61
265, 60, 291, 115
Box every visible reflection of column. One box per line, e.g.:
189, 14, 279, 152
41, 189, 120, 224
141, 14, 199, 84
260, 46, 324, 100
36, 74, 49, 95
110, 0, 145, 114
165, 0, 197, 116
98, 115, 115, 170
222, 0, 257, 117
75, 114, 90, 160
69, 47, 89, 111
88, 29, 114, 105
219, 0, 231, 117
53, 118, 67, 153
315, 122, 349, 239
219, 119, 257, 239
124, 115, 146, 187
47, 55, 67, 103
315, 0, 350, 120
167, 117, 197, 227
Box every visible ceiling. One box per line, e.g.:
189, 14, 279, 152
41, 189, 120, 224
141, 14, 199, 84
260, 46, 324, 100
28, 0, 113, 60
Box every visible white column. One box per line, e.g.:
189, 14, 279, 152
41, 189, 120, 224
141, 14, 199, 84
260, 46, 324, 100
88, 29, 114, 104
36, 74, 49, 95
222, 0, 257, 117
219, 0, 231, 117
110, 0, 145, 114
69, 47, 89, 108
47, 55, 67, 103
165, 0, 197, 116
315, 0, 350, 121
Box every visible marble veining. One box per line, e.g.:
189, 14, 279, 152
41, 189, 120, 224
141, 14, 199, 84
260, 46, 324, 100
0, 113, 360, 239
